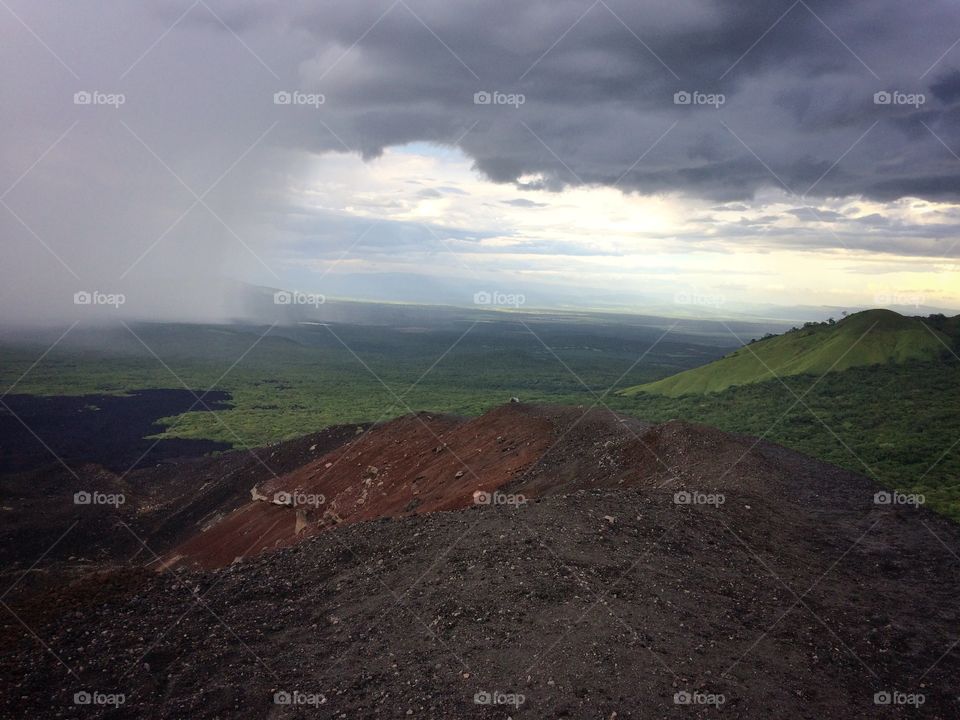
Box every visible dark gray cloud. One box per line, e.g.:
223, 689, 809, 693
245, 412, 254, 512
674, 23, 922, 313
97, 0, 958, 205
241, 0, 960, 202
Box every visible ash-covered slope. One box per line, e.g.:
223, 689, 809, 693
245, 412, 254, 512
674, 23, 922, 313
5, 481, 960, 719
4, 403, 960, 718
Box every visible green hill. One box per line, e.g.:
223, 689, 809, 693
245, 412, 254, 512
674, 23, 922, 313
621, 309, 955, 397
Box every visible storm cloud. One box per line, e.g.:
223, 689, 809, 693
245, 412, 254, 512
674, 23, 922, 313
195, 0, 960, 201
2, 0, 959, 322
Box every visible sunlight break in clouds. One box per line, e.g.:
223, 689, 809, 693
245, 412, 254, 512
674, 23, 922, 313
281, 143, 960, 310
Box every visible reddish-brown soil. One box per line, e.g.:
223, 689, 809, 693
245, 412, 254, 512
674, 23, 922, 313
165, 406, 556, 568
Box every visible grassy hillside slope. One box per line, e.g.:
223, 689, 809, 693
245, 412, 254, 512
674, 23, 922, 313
622, 309, 953, 397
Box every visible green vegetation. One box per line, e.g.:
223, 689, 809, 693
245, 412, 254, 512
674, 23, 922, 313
0, 319, 730, 447
612, 360, 960, 521
621, 309, 951, 397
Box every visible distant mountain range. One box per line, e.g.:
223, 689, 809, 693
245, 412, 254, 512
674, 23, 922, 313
240, 274, 960, 326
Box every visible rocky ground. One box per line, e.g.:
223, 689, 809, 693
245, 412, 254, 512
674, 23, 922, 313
2, 404, 959, 718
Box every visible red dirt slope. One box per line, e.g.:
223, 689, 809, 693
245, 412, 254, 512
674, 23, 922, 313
162, 405, 554, 568
161, 403, 784, 569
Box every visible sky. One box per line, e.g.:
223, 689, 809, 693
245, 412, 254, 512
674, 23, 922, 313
1, 0, 959, 323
